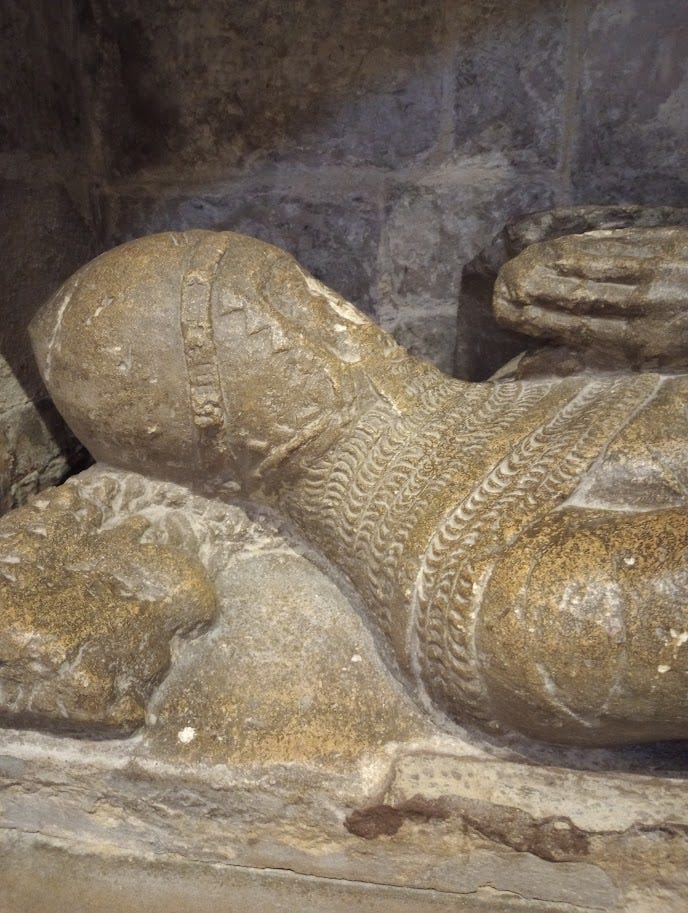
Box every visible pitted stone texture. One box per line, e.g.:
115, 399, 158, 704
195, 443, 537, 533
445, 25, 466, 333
0, 493, 687, 911
75, 468, 431, 765
453, 0, 568, 168
0, 480, 217, 737
479, 506, 688, 745
0, 464, 429, 761
144, 551, 430, 767
494, 227, 688, 369
572, 0, 688, 205
87, 0, 444, 179
457, 204, 688, 380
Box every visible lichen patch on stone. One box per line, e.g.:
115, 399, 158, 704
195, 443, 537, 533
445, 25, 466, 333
0, 481, 217, 738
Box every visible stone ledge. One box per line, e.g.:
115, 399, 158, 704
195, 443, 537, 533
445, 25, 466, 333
0, 836, 576, 913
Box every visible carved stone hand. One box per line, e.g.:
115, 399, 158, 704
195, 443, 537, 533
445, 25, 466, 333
493, 227, 688, 368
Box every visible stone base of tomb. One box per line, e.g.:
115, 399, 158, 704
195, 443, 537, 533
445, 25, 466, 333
1, 467, 687, 912
1, 728, 687, 912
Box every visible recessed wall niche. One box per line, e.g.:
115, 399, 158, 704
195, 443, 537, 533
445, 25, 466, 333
2, 0, 687, 508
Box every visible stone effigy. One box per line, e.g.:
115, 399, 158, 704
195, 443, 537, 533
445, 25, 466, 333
2, 228, 688, 912
3, 227, 682, 749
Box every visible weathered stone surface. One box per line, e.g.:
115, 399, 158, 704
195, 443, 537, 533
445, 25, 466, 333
1, 465, 688, 909
5, 1, 688, 521
0, 463, 428, 754
494, 227, 688, 369
1, 718, 687, 911
0, 834, 623, 913
0, 399, 87, 514
6, 837, 598, 913
86, 0, 443, 179
0, 481, 217, 736
0, 179, 97, 513
27, 230, 688, 747
145, 551, 430, 766
453, 0, 568, 168
572, 0, 688, 205
503, 204, 688, 251
381, 161, 557, 370
457, 204, 688, 379
481, 503, 688, 744
489, 346, 626, 382
51, 0, 688, 391
2, 4, 688, 906
102, 159, 557, 371
102, 177, 383, 316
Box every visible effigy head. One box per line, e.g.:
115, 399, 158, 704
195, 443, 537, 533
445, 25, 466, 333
30, 230, 398, 492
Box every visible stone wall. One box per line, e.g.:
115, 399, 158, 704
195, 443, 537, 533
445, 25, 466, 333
2, 0, 688, 510
0, 1, 98, 511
